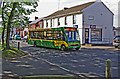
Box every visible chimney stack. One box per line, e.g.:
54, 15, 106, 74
64, 7, 68, 10
35, 16, 38, 20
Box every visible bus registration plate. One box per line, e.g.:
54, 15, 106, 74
73, 46, 77, 48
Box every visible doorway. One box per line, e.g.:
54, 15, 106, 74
85, 28, 89, 43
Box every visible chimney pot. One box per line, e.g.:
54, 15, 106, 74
35, 16, 38, 20
64, 7, 68, 10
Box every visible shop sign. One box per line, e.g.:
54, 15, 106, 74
90, 25, 96, 29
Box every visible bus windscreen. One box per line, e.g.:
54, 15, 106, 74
65, 31, 79, 41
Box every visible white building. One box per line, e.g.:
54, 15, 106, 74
43, 1, 114, 45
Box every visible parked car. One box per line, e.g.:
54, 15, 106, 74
113, 36, 120, 48
10, 35, 14, 40
14, 35, 21, 40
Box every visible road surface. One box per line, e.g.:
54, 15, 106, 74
2, 41, 120, 78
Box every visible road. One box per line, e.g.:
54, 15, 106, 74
2, 41, 120, 78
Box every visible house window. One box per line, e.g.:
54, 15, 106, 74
65, 16, 67, 25
88, 16, 94, 20
91, 28, 102, 42
52, 19, 54, 27
73, 15, 76, 24
58, 18, 60, 26
46, 20, 48, 28
50, 19, 52, 27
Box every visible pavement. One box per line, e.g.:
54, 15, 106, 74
81, 45, 120, 50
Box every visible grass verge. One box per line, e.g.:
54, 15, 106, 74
2, 47, 28, 60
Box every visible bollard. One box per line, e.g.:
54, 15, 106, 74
105, 59, 112, 79
18, 42, 20, 50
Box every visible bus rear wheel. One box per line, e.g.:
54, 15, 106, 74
34, 41, 37, 47
61, 45, 66, 51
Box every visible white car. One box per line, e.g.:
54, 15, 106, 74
113, 36, 120, 48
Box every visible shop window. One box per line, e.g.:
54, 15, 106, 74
91, 28, 102, 42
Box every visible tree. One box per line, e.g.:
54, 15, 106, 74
2, 1, 38, 49
1, 2, 5, 48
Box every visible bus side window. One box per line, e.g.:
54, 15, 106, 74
35, 32, 38, 39
46, 31, 52, 40
44, 31, 47, 39
53, 31, 57, 40
38, 32, 41, 39
40, 32, 42, 39
60, 31, 65, 41
30, 32, 34, 38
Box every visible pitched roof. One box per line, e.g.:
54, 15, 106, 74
44, 1, 95, 19
29, 18, 43, 25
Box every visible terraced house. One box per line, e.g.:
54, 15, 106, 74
43, 0, 114, 45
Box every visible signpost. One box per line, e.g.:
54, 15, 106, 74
106, 59, 112, 79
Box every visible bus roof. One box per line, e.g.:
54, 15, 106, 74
29, 27, 77, 31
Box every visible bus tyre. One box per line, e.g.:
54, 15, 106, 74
75, 48, 79, 50
61, 45, 66, 51
115, 46, 118, 48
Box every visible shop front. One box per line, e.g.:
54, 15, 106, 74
84, 25, 103, 44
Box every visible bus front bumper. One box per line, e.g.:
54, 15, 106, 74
67, 45, 80, 49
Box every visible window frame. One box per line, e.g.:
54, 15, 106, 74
65, 16, 67, 25
57, 18, 60, 26
73, 15, 76, 24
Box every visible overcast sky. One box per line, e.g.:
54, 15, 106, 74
29, 0, 119, 27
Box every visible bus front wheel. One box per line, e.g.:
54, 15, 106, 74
61, 45, 66, 51
75, 48, 79, 50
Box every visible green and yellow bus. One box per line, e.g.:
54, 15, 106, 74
28, 27, 81, 50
